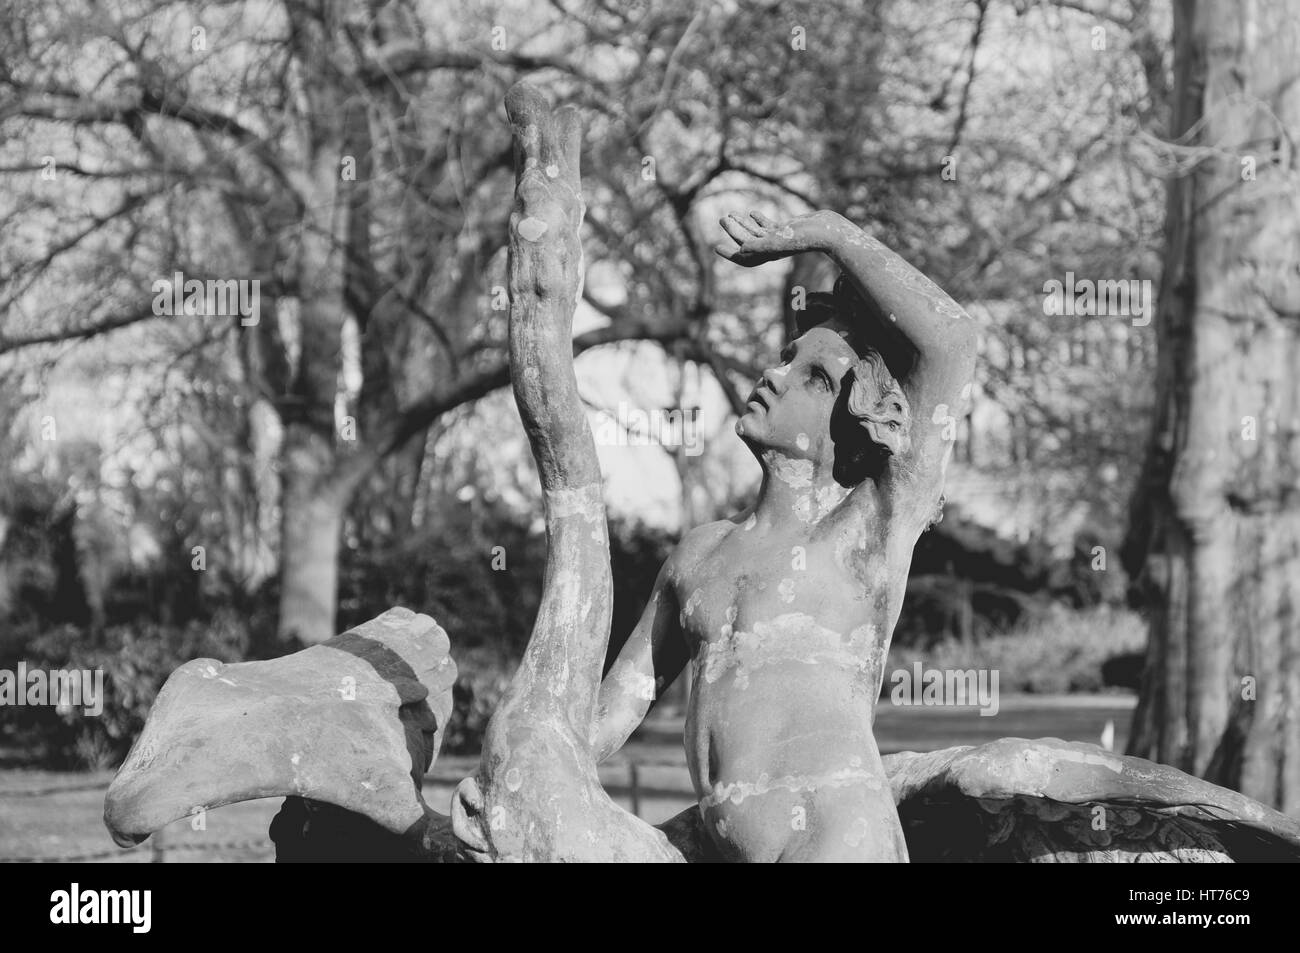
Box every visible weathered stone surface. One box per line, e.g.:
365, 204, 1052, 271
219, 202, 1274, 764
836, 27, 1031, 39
104, 607, 456, 849
884, 738, 1300, 861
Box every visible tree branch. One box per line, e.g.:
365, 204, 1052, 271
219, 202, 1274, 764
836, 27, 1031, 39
332, 319, 693, 494
0, 304, 160, 355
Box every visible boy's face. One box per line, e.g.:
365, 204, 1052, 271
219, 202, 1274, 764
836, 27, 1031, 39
737, 324, 858, 471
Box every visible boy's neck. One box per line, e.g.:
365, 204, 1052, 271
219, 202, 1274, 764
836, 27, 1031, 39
748, 451, 843, 530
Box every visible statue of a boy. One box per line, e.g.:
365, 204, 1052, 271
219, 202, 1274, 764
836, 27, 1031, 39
591, 210, 978, 861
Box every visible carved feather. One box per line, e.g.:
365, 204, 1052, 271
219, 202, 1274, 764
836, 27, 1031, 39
883, 738, 1300, 862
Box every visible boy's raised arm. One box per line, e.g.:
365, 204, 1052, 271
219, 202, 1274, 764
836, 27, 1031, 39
715, 209, 978, 479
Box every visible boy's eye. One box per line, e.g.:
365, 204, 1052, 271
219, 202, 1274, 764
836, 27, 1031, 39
809, 368, 832, 391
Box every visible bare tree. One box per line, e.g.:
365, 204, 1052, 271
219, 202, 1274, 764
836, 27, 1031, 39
1124, 0, 1300, 813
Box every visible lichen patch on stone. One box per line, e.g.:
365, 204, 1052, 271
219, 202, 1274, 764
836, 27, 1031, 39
772, 457, 814, 489
517, 217, 549, 242
702, 765, 883, 809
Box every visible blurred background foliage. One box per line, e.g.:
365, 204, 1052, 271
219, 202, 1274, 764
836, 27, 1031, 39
0, 0, 1169, 766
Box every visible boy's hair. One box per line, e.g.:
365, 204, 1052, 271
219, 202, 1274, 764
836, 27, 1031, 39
801, 275, 912, 482
847, 349, 911, 455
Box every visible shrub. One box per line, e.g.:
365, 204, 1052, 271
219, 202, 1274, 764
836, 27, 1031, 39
442, 645, 518, 755
886, 604, 1146, 695
2, 612, 249, 769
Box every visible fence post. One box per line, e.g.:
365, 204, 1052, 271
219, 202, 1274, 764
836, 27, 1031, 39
628, 762, 641, 818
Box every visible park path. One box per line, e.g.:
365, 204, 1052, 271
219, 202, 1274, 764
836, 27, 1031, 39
0, 694, 1133, 862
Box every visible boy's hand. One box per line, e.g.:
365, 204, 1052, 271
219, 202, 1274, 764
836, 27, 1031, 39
712, 209, 842, 266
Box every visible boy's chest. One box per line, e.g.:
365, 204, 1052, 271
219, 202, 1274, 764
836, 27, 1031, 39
671, 529, 888, 651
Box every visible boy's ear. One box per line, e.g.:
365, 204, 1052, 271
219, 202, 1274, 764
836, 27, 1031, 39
863, 416, 911, 456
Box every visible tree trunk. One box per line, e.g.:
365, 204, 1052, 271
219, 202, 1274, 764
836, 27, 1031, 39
278, 423, 345, 646
1125, 0, 1300, 814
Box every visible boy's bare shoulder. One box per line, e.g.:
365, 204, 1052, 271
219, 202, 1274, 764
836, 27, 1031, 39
665, 518, 739, 578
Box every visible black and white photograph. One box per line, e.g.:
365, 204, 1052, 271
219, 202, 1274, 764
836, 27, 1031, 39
0, 0, 1297, 902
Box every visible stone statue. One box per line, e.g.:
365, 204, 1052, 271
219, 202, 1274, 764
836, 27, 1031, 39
103, 82, 1300, 863
581, 203, 978, 861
